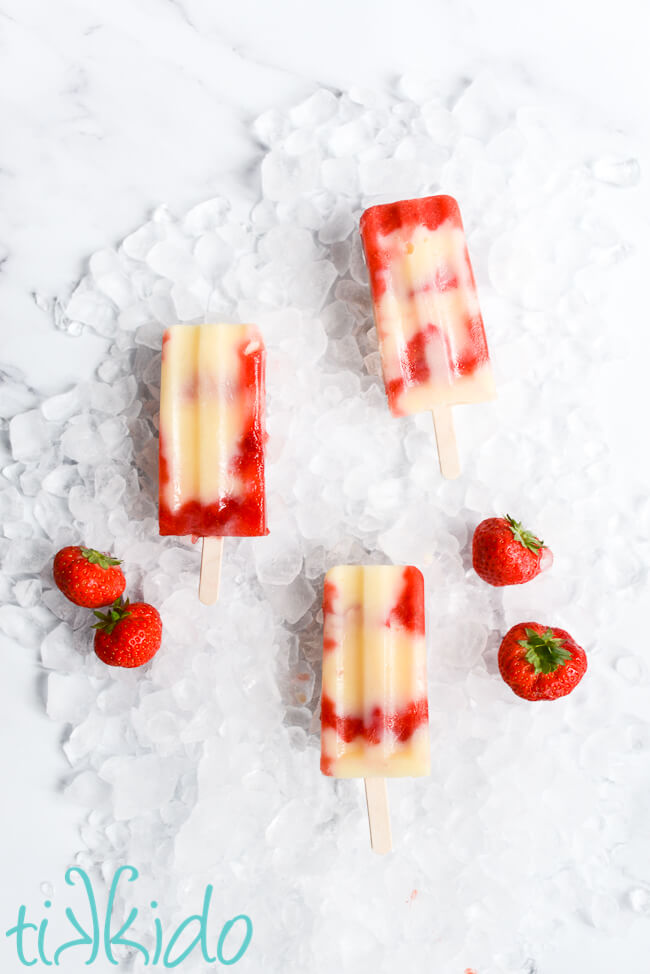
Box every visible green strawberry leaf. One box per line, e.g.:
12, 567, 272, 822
92, 598, 131, 635
519, 627, 572, 674
505, 515, 544, 553
81, 547, 122, 569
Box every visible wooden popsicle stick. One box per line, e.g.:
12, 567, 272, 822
364, 777, 392, 855
199, 537, 223, 605
431, 405, 461, 480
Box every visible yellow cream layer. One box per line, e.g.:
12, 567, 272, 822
374, 220, 495, 411
159, 323, 262, 512
321, 565, 430, 779
321, 726, 430, 779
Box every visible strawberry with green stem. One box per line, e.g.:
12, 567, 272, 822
93, 598, 162, 668
498, 622, 587, 700
472, 514, 553, 587
53, 546, 126, 608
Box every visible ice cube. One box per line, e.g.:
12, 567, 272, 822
89, 376, 137, 415
99, 755, 183, 820
9, 410, 51, 461
64, 279, 117, 336
263, 576, 316, 624
2, 539, 52, 573
290, 89, 338, 126
121, 222, 164, 261
61, 418, 105, 464
63, 712, 105, 764
0, 484, 24, 522
318, 201, 355, 245
254, 530, 303, 587
147, 242, 200, 285
252, 108, 289, 147
0, 605, 43, 646
64, 770, 111, 807
47, 672, 96, 723
183, 197, 230, 235
41, 622, 84, 671
261, 149, 320, 203
41, 387, 84, 422
290, 260, 337, 310
41, 464, 81, 497
14, 578, 42, 607
321, 157, 360, 197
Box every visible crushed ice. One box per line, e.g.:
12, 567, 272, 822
0, 69, 647, 972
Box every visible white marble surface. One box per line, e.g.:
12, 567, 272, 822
1, 1, 649, 971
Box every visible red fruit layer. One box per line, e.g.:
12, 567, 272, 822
158, 335, 267, 538
360, 195, 462, 297
159, 491, 266, 537
320, 694, 429, 772
384, 313, 488, 412
322, 580, 337, 616
388, 566, 425, 634
321, 696, 429, 743
361, 194, 461, 250
360, 196, 490, 413
322, 567, 425, 651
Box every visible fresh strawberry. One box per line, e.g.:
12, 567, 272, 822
472, 514, 553, 586
93, 598, 162, 668
498, 622, 587, 701
53, 546, 126, 608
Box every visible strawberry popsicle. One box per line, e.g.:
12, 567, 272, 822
360, 195, 495, 478
321, 564, 430, 852
158, 323, 267, 602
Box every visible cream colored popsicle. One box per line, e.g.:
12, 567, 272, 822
320, 565, 430, 852
360, 195, 495, 478
158, 323, 267, 601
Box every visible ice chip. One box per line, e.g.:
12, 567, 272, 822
263, 575, 316, 624
2, 539, 52, 573
41, 622, 84, 671
183, 197, 230, 235
99, 755, 183, 820
0, 605, 43, 646
65, 771, 111, 807
290, 260, 337, 310
318, 201, 355, 245
14, 578, 42, 608
147, 241, 200, 285
47, 672, 96, 723
254, 530, 303, 587
9, 410, 51, 461
41, 386, 84, 422
290, 89, 338, 126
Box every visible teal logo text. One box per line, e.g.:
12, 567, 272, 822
5, 865, 253, 967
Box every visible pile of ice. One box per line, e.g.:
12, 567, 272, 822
1, 69, 647, 973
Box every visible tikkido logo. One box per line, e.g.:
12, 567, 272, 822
5, 865, 253, 968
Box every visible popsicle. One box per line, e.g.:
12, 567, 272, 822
360, 195, 495, 479
320, 564, 430, 853
158, 323, 267, 603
